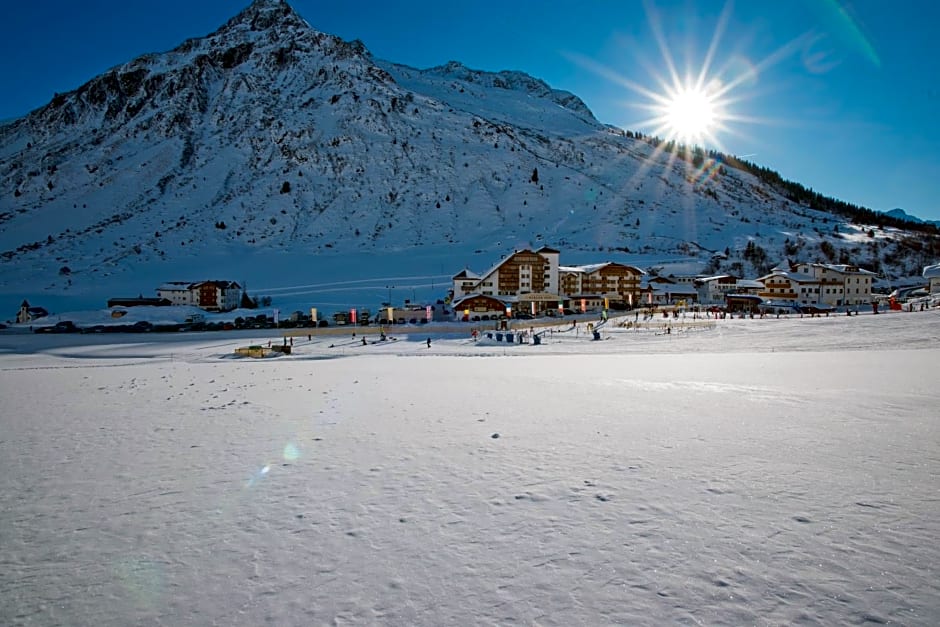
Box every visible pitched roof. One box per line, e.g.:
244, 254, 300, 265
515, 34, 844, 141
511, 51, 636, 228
695, 274, 736, 284
560, 262, 608, 274
805, 263, 877, 276
757, 269, 818, 284
157, 281, 194, 291
452, 293, 506, 308
452, 269, 480, 280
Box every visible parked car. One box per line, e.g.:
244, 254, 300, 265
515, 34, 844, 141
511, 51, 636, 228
35, 320, 79, 334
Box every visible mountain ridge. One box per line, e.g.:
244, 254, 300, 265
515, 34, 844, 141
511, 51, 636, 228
884, 208, 940, 228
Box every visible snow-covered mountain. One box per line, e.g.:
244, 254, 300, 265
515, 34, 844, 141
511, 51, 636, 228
1, 0, 937, 314
884, 208, 940, 229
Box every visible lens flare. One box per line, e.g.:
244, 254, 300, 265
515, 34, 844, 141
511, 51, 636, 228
246, 464, 271, 488
283, 442, 300, 461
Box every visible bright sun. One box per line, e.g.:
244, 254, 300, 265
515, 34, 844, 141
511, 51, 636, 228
664, 86, 717, 145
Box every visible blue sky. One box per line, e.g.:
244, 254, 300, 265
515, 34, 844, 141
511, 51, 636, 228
2, 0, 938, 221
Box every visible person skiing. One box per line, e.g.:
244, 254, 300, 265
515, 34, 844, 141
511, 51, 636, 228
426, 337, 431, 348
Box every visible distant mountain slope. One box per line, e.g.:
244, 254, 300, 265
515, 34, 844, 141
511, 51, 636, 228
1, 0, 937, 312
885, 208, 940, 228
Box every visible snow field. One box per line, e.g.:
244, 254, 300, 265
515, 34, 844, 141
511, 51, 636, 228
1, 310, 938, 625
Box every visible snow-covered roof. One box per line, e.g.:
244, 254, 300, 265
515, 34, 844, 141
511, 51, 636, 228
806, 263, 877, 276
757, 270, 817, 284
477, 253, 522, 284
736, 280, 765, 289
560, 263, 608, 274
559, 261, 645, 275
452, 269, 480, 280
452, 293, 505, 307
698, 274, 732, 282
157, 282, 194, 291
695, 274, 735, 285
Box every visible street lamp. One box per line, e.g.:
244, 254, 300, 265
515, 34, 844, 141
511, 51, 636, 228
386, 285, 394, 306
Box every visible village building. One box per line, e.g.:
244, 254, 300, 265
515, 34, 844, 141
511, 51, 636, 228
558, 262, 645, 310
451, 294, 508, 321
756, 262, 821, 307
15, 300, 49, 323
640, 275, 698, 306
156, 280, 242, 312
725, 293, 763, 313
451, 269, 482, 301
665, 274, 699, 286
451, 247, 561, 313
561, 294, 607, 313
734, 279, 765, 296
793, 263, 875, 307
374, 303, 447, 325
694, 275, 739, 304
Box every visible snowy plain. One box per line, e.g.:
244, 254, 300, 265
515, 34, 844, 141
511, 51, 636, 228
1, 308, 938, 626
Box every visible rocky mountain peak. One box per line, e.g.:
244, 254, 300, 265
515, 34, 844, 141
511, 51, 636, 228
219, 0, 308, 34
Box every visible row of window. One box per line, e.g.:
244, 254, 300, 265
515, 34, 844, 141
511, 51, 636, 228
765, 285, 867, 295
